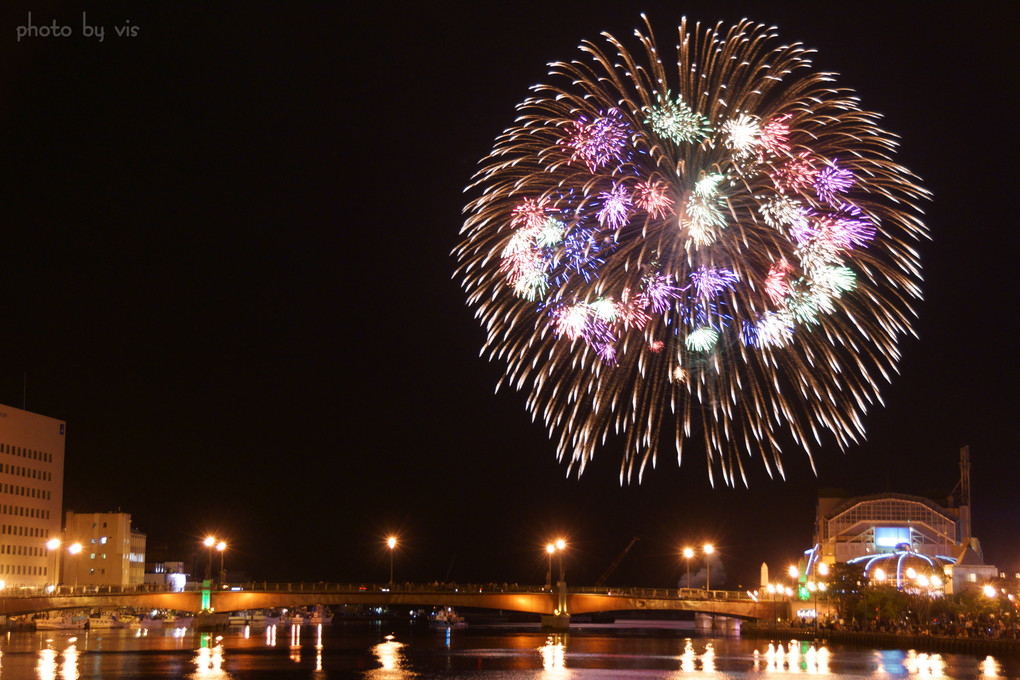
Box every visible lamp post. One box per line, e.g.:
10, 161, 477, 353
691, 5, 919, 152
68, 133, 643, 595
68, 542, 82, 589
546, 544, 556, 590
704, 544, 714, 591
555, 539, 566, 582
814, 562, 829, 626
217, 541, 227, 583
387, 536, 397, 584
203, 536, 217, 585
46, 538, 62, 587
807, 581, 827, 630
682, 547, 694, 590
767, 583, 777, 630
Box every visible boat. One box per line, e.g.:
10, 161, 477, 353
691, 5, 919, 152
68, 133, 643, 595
428, 607, 467, 629
35, 612, 86, 630
87, 612, 131, 629
161, 613, 193, 628
285, 610, 307, 626
133, 612, 165, 628
228, 613, 251, 626
308, 605, 333, 625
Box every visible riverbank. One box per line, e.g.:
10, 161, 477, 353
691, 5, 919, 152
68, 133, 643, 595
743, 623, 1020, 657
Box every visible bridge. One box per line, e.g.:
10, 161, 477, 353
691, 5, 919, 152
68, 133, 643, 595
1, 582, 777, 629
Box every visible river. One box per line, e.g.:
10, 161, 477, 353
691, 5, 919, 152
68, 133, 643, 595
2, 619, 1019, 679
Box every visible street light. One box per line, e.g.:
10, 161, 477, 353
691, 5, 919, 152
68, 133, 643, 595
68, 542, 82, 589
387, 536, 397, 584
555, 539, 566, 582
767, 583, 778, 629
704, 544, 714, 591
682, 547, 694, 590
46, 538, 62, 586
217, 541, 227, 583
203, 536, 217, 584
546, 544, 556, 590
807, 581, 827, 630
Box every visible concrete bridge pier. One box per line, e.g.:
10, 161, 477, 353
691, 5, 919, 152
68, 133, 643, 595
540, 580, 570, 630
695, 613, 742, 635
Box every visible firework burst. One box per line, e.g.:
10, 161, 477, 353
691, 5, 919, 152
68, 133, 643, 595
454, 16, 929, 486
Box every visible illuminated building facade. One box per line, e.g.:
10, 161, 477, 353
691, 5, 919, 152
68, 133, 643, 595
63, 511, 146, 587
806, 447, 996, 594
0, 403, 65, 587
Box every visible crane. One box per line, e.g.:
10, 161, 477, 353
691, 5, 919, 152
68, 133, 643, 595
594, 537, 640, 587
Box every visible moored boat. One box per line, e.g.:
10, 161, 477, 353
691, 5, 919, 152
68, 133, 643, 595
428, 607, 467, 629
308, 605, 333, 625
87, 612, 131, 629
35, 612, 87, 630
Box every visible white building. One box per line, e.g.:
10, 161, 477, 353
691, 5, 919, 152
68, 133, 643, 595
0, 403, 65, 587
806, 447, 995, 594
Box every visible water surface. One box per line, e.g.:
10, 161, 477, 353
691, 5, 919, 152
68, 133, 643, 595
2, 620, 1017, 679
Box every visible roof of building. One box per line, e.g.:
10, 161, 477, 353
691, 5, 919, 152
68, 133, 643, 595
821, 492, 959, 523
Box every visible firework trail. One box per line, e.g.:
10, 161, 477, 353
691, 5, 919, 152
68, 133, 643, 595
455, 16, 929, 486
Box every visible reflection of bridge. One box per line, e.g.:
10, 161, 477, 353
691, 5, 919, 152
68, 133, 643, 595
1, 583, 773, 627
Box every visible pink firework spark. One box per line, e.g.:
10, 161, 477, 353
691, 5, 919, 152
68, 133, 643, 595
510, 197, 550, 229
758, 114, 792, 159
772, 151, 818, 194
648, 340, 665, 353
764, 259, 791, 304
816, 205, 877, 251
633, 181, 675, 219
554, 305, 590, 342
597, 184, 632, 229
499, 248, 541, 285
615, 290, 651, 331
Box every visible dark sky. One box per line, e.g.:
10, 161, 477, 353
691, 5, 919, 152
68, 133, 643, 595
0, 2, 1015, 590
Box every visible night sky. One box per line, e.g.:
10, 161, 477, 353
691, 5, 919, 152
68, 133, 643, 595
0, 2, 1015, 591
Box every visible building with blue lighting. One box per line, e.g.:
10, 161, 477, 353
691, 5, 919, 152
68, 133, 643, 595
805, 448, 997, 594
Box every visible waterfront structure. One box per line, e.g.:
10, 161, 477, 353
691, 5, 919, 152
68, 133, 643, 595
0, 403, 66, 587
144, 560, 188, 591
806, 446, 995, 594
63, 511, 146, 587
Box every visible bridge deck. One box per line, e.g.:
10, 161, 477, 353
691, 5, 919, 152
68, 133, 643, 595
0, 584, 774, 620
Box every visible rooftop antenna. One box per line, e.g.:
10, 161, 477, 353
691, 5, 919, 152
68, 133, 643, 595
951, 445, 972, 542
960, 445, 971, 540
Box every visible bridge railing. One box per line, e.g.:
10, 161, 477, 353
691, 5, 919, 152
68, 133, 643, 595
570, 586, 754, 601
0, 582, 755, 600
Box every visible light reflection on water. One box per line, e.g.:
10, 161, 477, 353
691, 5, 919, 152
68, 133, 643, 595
539, 634, 566, 676
1, 622, 1019, 678
35, 637, 79, 680
367, 634, 407, 678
